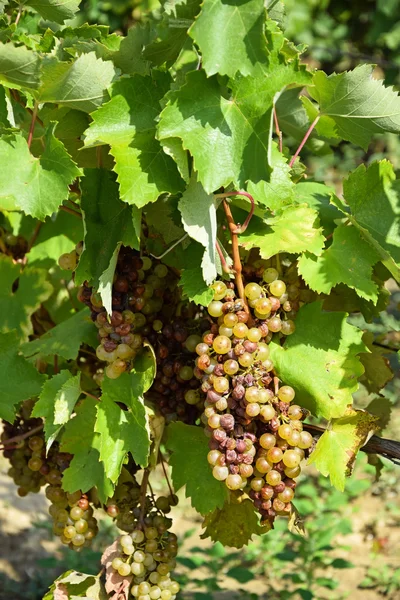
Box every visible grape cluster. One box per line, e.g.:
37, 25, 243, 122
78, 247, 179, 381
105, 478, 142, 532
197, 273, 313, 526
111, 502, 180, 600
47, 488, 99, 550
0, 229, 28, 260
147, 319, 204, 423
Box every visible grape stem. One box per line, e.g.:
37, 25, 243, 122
289, 116, 320, 168
139, 469, 150, 526
273, 107, 283, 153
15, 6, 23, 25
215, 191, 255, 234
81, 390, 100, 401
215, 240, 232, 274
150, 233, 188, 260
0, 423, 44, 450
221, 199, 247, 307
59, 205, 82, 219
304, 424, 400, 465
159, 452, 175, 498
27, 102, 39, 149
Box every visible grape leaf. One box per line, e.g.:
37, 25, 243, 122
359, 332, 394, 394
75, 169, 140, 289
366, 396, 392, 431
308, 408, 380, 491
246, 143, 295, 211
270, 302, 367, 419
178, 177, 217, 285
145, 196, 186, 246
298, 225, 380, 302
95, 371, 151, 481
0, 254, 53, 341
294, 181, 342, 237
112, 24, 151, 75
166, 422, 228, 515
339, 161, 400, 280
60, 397, 114, 502
32, 371, 81, 450
0, 330, 45, 422
158, 53, 310, 193
22, 307, 98, 361
201, 498, 263, 548
239, 205, 325, 259
189, 0, 269, 77
179, 266, 213, 306
0, 127, 81, 220
83, 74, 184, 208
309, 65, 400, 149
24, 0, 82, 23
28, 209, 83, 268
43, 570, 107, 600
38, 52, 115, 113
0, 42, 41, 90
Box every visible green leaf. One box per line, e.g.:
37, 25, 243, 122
270, 302, 366, 418
0, 127, 81, 220
75, 169, 140, 288
309, 65, 400, 149
294, 181, 342, 237
32, 371, 81, 449
359, 332, 394, 394
96, 370, 151, 480
340, 161, 400, 280
0, 42, 41, 90
246, 143, 295, 211
179, 266, 213, 306
166, 422, 227, 515
22, 307, 98, 361
43, 570, 107, 600
0, 254, 53, 341
60, 397, 113, 502
25, 0, 82, 23
201, 498, 263, 547
240, 205, 325, 259
158, 51, 310, 192
83, 73, 184, 207
366, 396, 392, 431
298, 225, 380, 301
112, 25, 151, 75
308, 408, 380, 491
189, 0, 269, 77
39, 52, 115, 113
145, 196, 186, 246
0, 330, 45, 422
178, 177, 217, 285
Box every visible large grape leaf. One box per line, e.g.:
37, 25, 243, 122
189, 0, 269, 77
298, 224, 381, 302
270, 302, 367, 419
0, 127, 81, 220
240, 204, 325, 259
247, 143, 295, 211
157, 48, 310, 192
112, 24, 151, 75
0, 42, 41, 90
359, 332, 394, 394
309, 65, 400, 149
32, 371, 81, 450
178, 177, 217, 285
60, 397, 114, 502
0, 330, 45, 422
201, 498, 264, 548
95, 369, 151, 482
166, 422, 228, 515
0, 254, 53, 341
43, 570, 107, 600
338, 161, 400, 280
75, 169, 140, 290
83, 73, 183, 207
22, 307, 98, 360
38, 52, 115, 113
308, 409, 380, 491
24, 0, 82, 23
294, 181, 342, 237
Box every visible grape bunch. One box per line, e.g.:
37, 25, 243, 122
147, 318, 204, 423
196, 274, 313, 527
47, 488, 99, 550
105, 478, 143, 532
110, 500, 180, 599
77, 247, 179, 381
0, 229, 28, 260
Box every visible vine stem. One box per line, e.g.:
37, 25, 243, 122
15, 6, 23, 25
304, 424, 400, 465
139, 469, 150, 526
0, 423, 43, 450
59, 205, 82, 219
215, 240, 232, 274
81, 390, 100, 401
27, 102, 39, 149
160, 452, 174, 498
273, 107, 283, 153
215, 191, 255, 234
27, 221, 42, 251
289, 116, 320, 168
222, 199, 246, 306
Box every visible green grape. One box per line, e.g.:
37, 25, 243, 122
244, 282, 262, 300
223, 359, 239, 375
70, 506, 84, 521
282, 450, 301, 468
218, 325, 233, 338
278, 385, 295, 403
207, 450, 221, 465
281, 320, 296, 335
58, 252, 77, 271
185, 389, 200, 405
223, 313, 238, 327
278, 424, 293, 440
71, 533, 86, 547
185, 334, 202, 352
278, 488, 294, 503
246, 402, 260, 417
255, 297, 272, 315
238, 352, 253, 367
255, 457, 272, 474
266, 470, 282, 486
153, 320, 163, 332
260, 405, 276, 421
212, 465, 229, 481
260, 433, 276, 449
213, 376, 229, 393
118, 562, 132, 577
211, 281, 227, 300
270, 279, 286, 297
208, 414, 221, 429
267, 316, 282, 332
225, 474, 243, 490
116, 344, 135, 359
299, 431, 313, 449
212, 335, 231, 354
142, 256, 153, 270
208, 301, 224, 317
247, 327, 262, 342
245, 386, 260, 403
263, 267, 279, 283
179, 366, 194, 381
256, 342, 270, 361
284, 465, 301, 478
153, 264, 168, 278
232, 322, 248, 338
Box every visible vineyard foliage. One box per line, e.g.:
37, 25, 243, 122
0, 0, 399, 598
